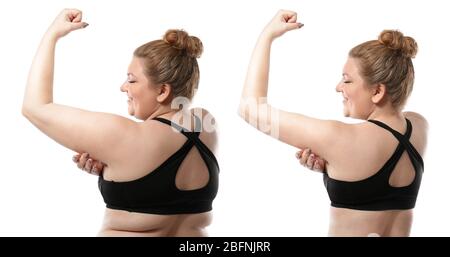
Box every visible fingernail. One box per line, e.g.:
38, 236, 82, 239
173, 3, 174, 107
83, 23, 89, 28
298, 23, 304, 28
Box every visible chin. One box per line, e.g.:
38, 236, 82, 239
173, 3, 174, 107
135, 114, 147, 120
343, 109, 350, 117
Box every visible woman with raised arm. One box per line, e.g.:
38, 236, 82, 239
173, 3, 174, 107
22, 9, 219, 236
239, 10, 428, 236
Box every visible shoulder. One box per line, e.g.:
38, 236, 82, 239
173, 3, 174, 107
403, 111, 429, 133
190, 107, 215, 119
190, 107, 218, 149
402, 111, 428, 157
190, 107, 217, 130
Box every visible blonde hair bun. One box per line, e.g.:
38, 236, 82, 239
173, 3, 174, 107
163, 29, 203, 58
378, 30, 418, 58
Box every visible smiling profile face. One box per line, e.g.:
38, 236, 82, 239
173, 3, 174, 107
119, 57, 161, 120
335, 57, 376, 119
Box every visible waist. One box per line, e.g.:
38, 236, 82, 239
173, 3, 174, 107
100, 207, 212, 234
329, 207, 412, 236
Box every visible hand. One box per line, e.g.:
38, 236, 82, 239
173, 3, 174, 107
295, 148, 327, 173
262, 10, 303, 41
72, 153, 105, 176
47, 9, 89, 40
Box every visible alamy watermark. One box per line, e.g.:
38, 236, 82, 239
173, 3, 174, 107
168, 96, 280, 138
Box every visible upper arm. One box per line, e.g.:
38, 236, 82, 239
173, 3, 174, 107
23, 103, 140, 165
239, 103, 349, 160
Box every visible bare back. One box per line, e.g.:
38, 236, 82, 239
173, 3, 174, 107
98, 109, 218, 236
326, 112, 427, 236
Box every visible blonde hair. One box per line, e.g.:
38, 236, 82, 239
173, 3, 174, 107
349, 30, 418, 109
134, 29, 203, 100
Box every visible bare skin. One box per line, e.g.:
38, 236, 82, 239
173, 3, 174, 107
74, 134, 215, 236
296, 114, 425, 237
239, 10, 428, 236
97, 111, 217, 237
22, 9, 217, 236
74, 151, 213, 236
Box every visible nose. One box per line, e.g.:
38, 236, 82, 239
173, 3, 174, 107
120, 81, 128, 92
335, 82, 343, 93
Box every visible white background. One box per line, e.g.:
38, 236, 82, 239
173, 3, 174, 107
0, 0, 449, 236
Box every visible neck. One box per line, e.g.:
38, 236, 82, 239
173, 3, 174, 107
147, 105, 179, 120
366, 104, 403, 122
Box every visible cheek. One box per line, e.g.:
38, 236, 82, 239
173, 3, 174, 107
137, 89, 158, 111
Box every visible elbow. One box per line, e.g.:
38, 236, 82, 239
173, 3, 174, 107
237, 104, 245, 119
237, 100, 250, 123
21, 103, 42, 120
21, 104, 32, 119
22, 97, 50, 119
238, 97, 270, 123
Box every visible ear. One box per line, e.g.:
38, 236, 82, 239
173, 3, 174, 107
156, 84, 172, 103
371, 83, 387, 104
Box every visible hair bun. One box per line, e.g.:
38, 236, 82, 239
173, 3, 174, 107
378, 30, 418, 58
163, 29, 203, 58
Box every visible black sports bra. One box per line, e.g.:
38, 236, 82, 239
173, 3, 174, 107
323, 118, 424, 211
98, 115, 219, 214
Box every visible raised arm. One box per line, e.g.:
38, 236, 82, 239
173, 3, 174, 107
22, 9, 139, 166
238, 10, 349, 160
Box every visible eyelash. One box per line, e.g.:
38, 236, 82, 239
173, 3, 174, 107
343, 81, 351, 84
128, 80, 136, 84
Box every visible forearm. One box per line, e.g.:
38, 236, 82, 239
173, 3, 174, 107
239, 9, 301, 120
241, 33, 273, 101
238, 32, 279, 138
238, 31, 276, 128
22, 31, 58, 114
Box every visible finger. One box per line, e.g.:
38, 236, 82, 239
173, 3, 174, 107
85, 158, 93, 172
306, 154, 315, 169
91, 167, 100, 176
316, 158, 327, 172
66, 9, 88, 30
279, 11, 303, 30
280, 11, 302, 30
92, 163, 104, 176
77, 153, 89, 169
72, 153, 81, 163
295, 149, 303, 159
286, 13, 297, 23
65, 9, 82, 22
300, 148, 310, 165
71, 21, 89, 30
71, 10, 82, 23
279, 9, 297, 18
313, 160, 323, 172
91, 163, 100, 175
317, 159, 327, 172
285, 21, 303, 31
96, 162, 105, 172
